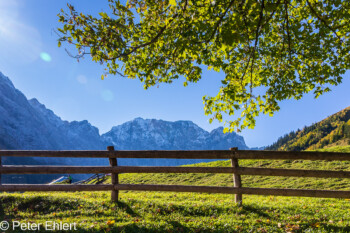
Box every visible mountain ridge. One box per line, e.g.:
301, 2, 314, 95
266, 106, 350, 151
102, 118, 247, 150
0, 71, 248, 152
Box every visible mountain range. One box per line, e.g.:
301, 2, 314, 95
0, 71, 248, 183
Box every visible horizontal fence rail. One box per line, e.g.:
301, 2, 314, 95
1, 146, 350, 205
2, 166, 350, 178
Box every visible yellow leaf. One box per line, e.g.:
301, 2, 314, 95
169, 0, 176, 6
106, 220, 115, 225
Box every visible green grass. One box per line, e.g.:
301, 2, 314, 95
1, 146, 350, 232
117, 145, 350, 191
317, 145, 350, 153
118, 159, 350, 190
1, 192, 350, 232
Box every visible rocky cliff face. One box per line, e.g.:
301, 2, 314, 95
0, 72, 104, 151
102, 118, 248, 150
102, 118, 248, 167
27, 98, 104, 151
0, 71, 107, 184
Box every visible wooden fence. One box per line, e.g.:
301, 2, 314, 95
1, 146, 350, 205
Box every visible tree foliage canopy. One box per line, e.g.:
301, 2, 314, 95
57, 0, 350, 132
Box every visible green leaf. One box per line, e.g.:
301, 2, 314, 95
169, 0, 177, 6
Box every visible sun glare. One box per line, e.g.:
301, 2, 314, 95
0, 0, 43, 64
40, 52, 52, 62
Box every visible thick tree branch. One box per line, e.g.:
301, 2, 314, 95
284, 0, 292, 62
247, 0, 265, 94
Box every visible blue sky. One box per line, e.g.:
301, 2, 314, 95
0, 0, 349, 148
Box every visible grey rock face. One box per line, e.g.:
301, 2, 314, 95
0, 71, 107, 177
102, 118, 248, 150
0, 72, 104, 151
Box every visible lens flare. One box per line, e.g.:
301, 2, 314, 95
77, 75, 87, 84
101, 90, 114, 101
0, 0, 43, 64
40, 52, 51, 62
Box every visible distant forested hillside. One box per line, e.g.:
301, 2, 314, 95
266, 106, 350, 151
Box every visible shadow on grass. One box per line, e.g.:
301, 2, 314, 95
240, 204, 271, 218
68, 222, 350, 233
0, 196, 17, 219
322, 225, 350, 233
55, 223, 221, 233
0, 202, 4, 219
168, 220, 191, 233
116, 201, 140, 217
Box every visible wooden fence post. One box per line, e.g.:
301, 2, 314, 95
108, 146, 118, 202
230, 147, 242, 206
